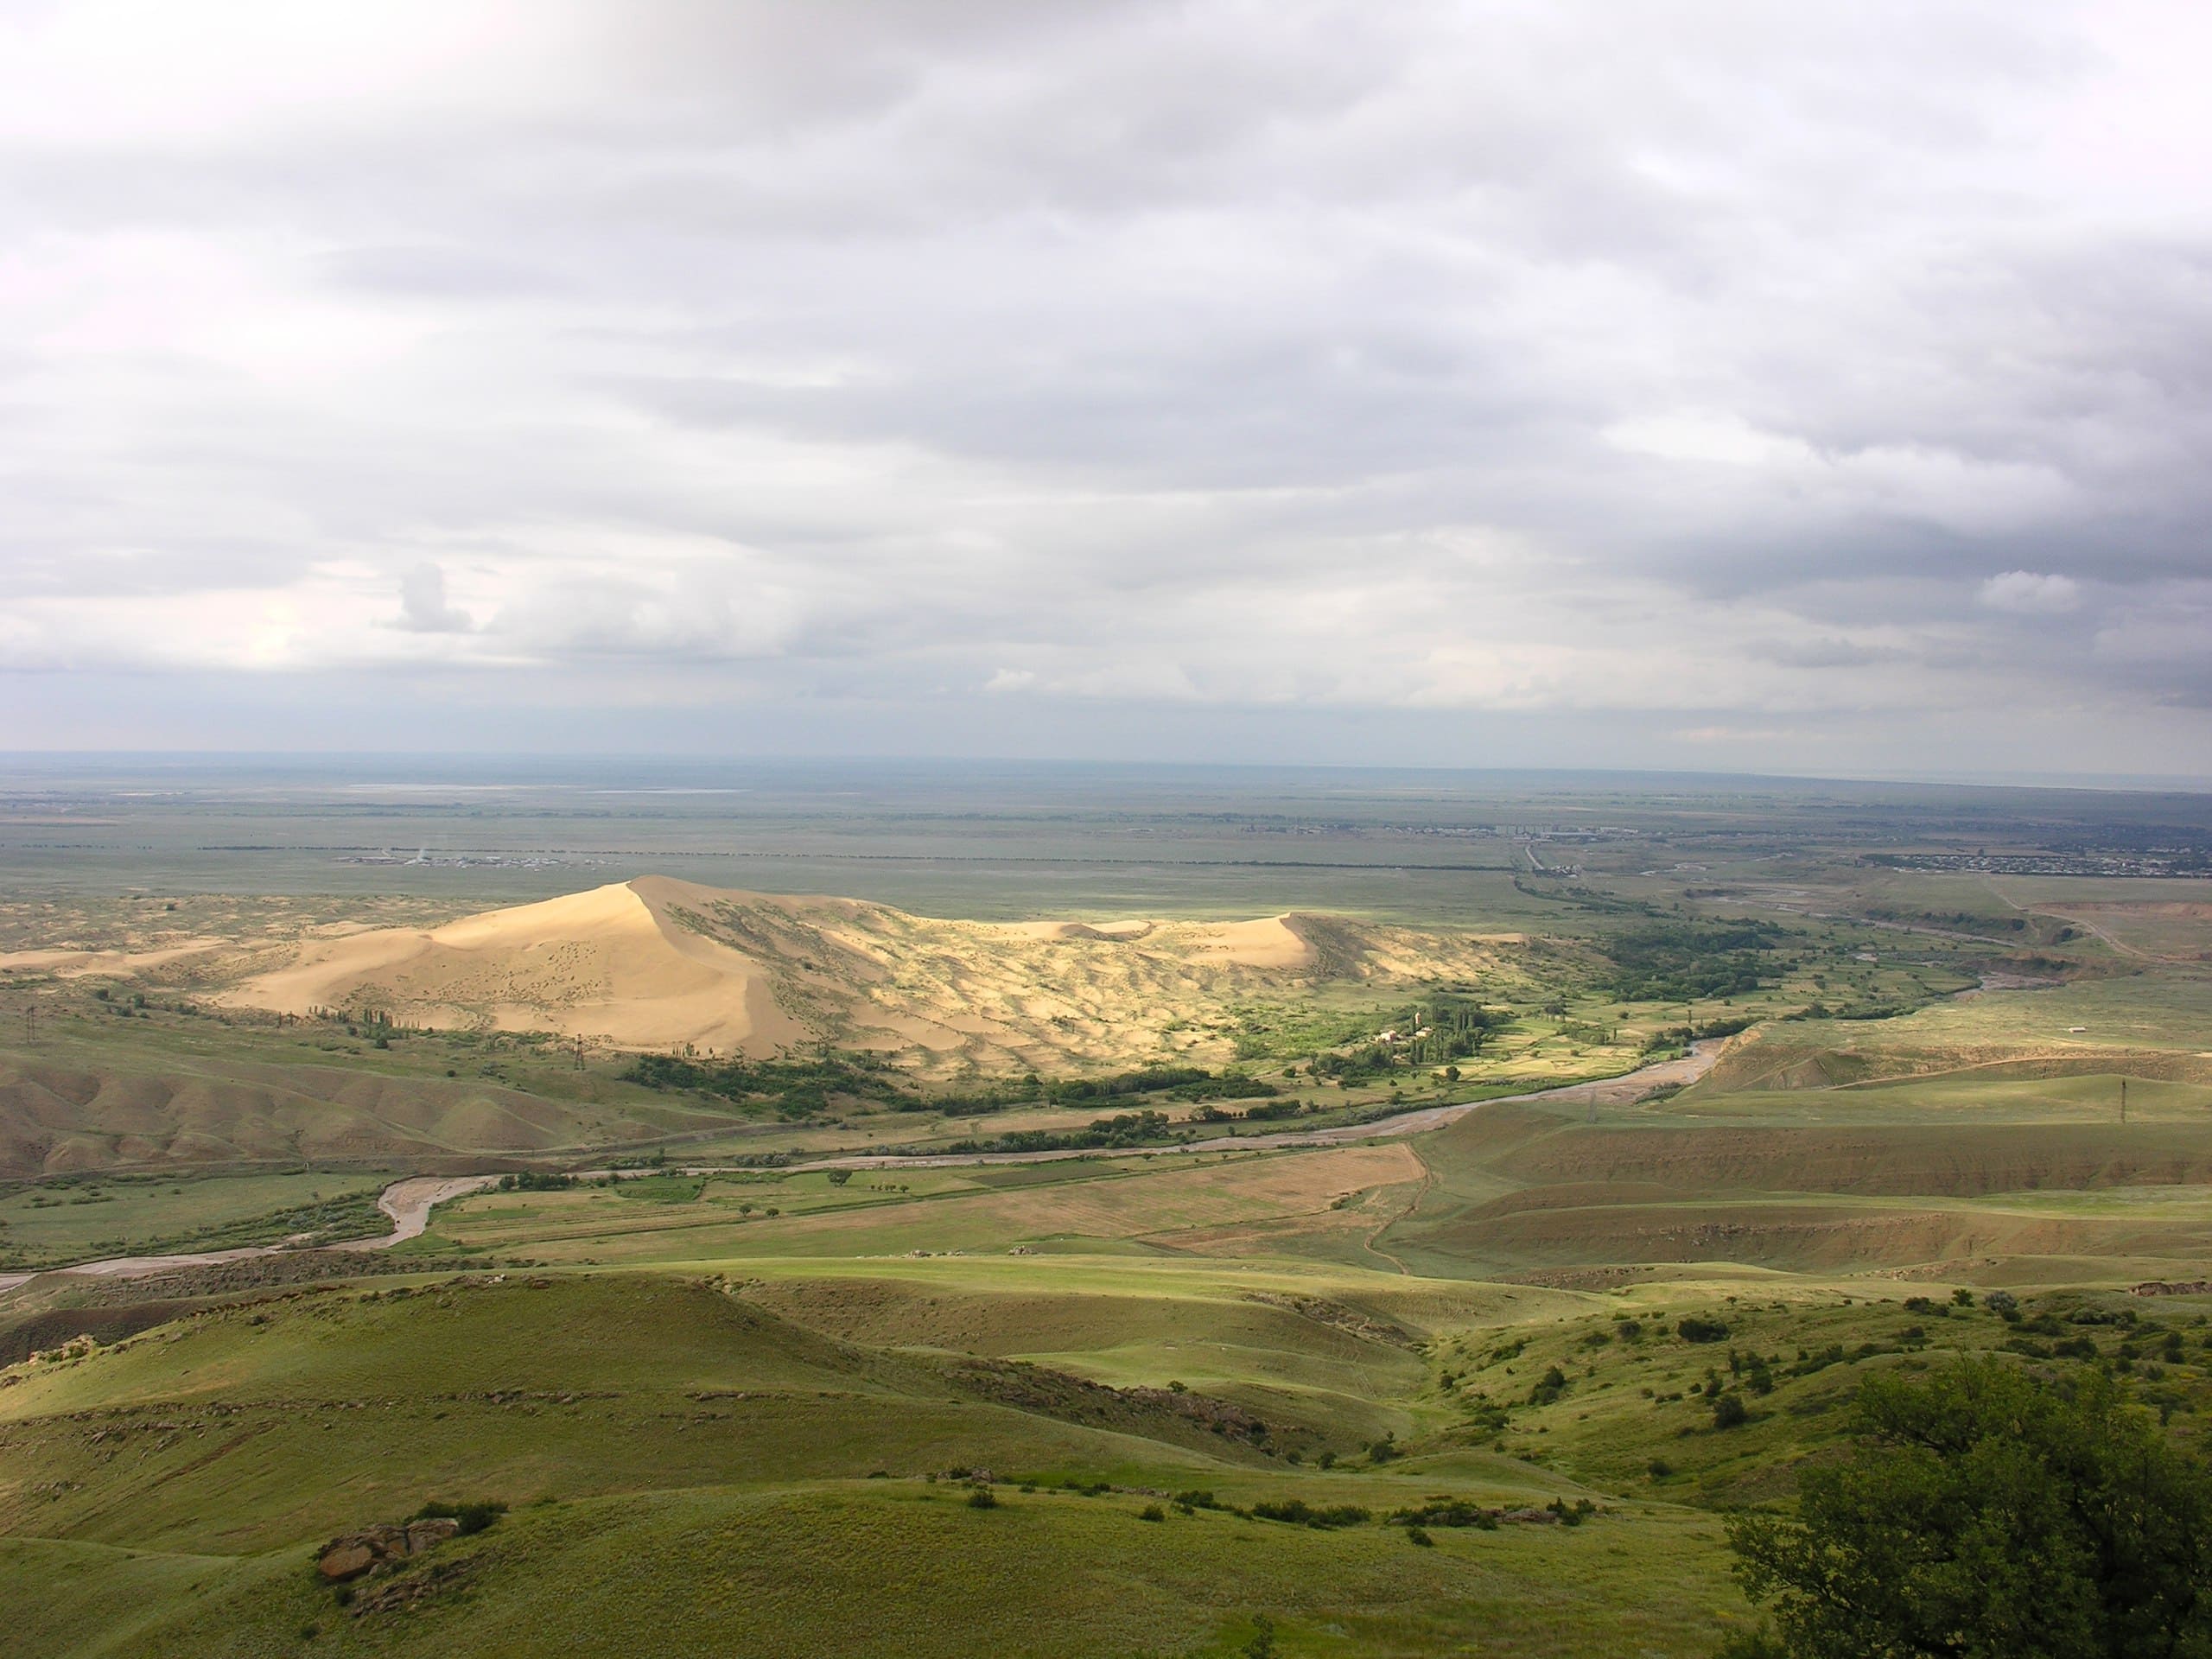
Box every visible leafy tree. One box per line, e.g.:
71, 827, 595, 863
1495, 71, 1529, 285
1602, 920, 1784, 1001
1728, 1358, 2212, 1657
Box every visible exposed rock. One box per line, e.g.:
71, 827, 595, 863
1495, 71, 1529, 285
26, 1333, 100, 1365
350, 1557, 477, 1615
317, 1543, 378, 1583
318, 1516, 461, 1582
947, 1357, 1275, 1447
318, 1530, 399, 1582
406, 1516, 461, 1553
1244, 1291, 1415, 1348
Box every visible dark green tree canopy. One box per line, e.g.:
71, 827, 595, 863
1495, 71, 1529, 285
1729, 1357, 2212, 1659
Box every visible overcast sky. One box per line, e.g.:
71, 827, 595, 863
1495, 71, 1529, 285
3, 1, 2209, 779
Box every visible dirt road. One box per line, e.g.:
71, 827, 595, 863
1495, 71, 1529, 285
1, 1047, 1717, 1293
793, 1042, 1719, 1172
0, 1173, 503, 1298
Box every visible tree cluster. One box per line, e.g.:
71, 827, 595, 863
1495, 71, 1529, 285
1729, 1358, 2212, 1658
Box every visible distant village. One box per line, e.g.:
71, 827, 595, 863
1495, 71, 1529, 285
1868, 849, 2210, 879
335, 848, 607, 872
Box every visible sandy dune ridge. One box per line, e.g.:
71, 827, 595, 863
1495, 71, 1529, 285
231, 876, 804, 1055
219, 874, 1523, 1073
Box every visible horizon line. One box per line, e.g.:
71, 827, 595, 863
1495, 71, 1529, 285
0, 751, 2208, 797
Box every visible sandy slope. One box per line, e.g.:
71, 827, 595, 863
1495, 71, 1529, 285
0, 939, 227, 976
228, 876, 804, 1055
219, 874, 1530, 1071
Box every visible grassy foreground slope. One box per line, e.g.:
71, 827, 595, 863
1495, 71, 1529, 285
5, 1485, 1738, 1659
10, 1243, 2208, 1658
3, 1266, 1751, 1659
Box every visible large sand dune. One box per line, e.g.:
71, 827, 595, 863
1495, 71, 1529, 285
220, 875, 1528, 1073
231, 876, 804, 1056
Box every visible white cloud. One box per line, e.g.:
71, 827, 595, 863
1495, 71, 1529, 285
397, 563, 474, 632
1605, 412, 1808, 469
1673, 726, 1796, 745
1980, 571, 2083, 615
0, 1, 2205, 774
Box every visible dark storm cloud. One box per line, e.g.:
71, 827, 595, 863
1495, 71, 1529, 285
0, 0, 2206, 774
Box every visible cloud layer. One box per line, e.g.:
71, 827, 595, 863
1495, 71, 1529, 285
3, 0, 2208, 775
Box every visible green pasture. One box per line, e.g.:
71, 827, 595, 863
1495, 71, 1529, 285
1667, 1069, 2212, 1126
2, 1484, 1746, 1659
0, 1169, 397, 1270
9, 1249, 2206, 1658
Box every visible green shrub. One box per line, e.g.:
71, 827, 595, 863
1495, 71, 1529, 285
1392, 1498, 1498, 1530
1249, 1498, 1370, 1529
412, 1498, 507, 1535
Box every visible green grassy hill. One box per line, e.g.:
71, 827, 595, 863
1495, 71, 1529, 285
11, 1251, 2206, 1658
3, 1266, 1758, 1658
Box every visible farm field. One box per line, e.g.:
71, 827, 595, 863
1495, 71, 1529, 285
0, 1168, 398, 1271
3, 766, 2211, 1656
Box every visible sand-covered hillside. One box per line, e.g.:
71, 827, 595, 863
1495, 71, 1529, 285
219, 875, 1535, 1075
226, 878, 805, 1057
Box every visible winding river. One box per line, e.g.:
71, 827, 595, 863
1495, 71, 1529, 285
0, 1042, 1717, 1296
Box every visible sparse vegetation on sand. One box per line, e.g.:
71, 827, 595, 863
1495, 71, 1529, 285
200, 874, 1568, 1081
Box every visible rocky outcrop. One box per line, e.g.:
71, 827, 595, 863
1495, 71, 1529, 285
350, 1557, 476, 1613
316, 1516, 460, 1582
1243, 1291, 1415, 1348
946, 1356, 1276, 1448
